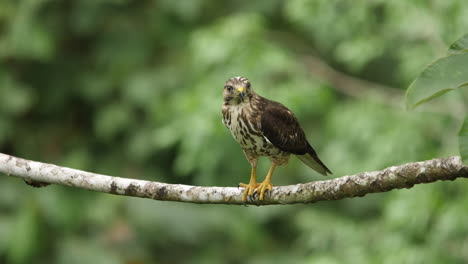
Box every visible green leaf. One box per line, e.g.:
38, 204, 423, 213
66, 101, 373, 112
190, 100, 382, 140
459, 117, 468, 164
448, 33, 468, 55
405, 52, 468, 109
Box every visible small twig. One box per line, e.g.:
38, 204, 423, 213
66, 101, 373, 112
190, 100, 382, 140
303, 55, 404, 105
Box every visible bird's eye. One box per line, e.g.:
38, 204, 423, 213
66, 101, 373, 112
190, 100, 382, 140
246, 82, 251, 89
225, 85, 234, 92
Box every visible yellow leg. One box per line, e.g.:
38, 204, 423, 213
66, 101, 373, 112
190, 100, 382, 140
239, 167, 260, 202
257, 163, 276, 200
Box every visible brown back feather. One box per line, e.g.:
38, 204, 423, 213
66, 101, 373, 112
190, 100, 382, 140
258, 97, 332, 175
259, 98, 310, 155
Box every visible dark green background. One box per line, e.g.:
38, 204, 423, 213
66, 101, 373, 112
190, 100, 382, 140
0, 1, 467, 263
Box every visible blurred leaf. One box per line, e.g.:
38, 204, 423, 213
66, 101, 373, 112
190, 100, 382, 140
459, 117, 468, 163
57, 238, 120, 264
190, 13, 265, 68
405, 52, 468, 109
448, 33, 468, 55
0, 75, 33, 115
94, 103, 133, 140
324, 101, 441, 175
7, 201, 41, 264
0, 217, 13, 253
8, 0, 55, 60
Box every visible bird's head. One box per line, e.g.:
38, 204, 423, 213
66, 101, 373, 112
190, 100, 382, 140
223, 76, 254, 105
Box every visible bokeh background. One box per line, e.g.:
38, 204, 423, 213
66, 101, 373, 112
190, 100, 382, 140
1, 1, 467, 263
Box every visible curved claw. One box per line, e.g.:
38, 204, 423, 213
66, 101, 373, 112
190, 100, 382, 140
239, 182, 260, 202
239, 181, 273, 203
257, 180, 273, 200
247, 195, 255, 205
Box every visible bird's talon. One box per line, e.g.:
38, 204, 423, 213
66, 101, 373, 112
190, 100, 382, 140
239, 182, 260, 203
257, 180, 273, 201
239, 180, 273, 202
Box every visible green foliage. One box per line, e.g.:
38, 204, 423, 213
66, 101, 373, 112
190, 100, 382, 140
460, 117, 468, 163
449, 33, 468, 54
406, 53, 468, 109
406, 34, 468, 109
406, 33, 468, 162
0, 0, 467, 263
7, 201, 42, 264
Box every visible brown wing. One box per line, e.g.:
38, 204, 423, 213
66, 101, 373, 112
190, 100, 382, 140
259, 100, 310, 155
259, 99, 332, 175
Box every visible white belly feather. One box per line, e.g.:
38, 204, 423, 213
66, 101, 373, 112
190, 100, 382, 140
224, 104, 282, 156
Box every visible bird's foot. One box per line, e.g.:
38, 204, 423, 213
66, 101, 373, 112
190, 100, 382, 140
239, 182, 260, 202
257, 179, 273, 201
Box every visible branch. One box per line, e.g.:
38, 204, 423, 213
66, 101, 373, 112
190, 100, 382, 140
303, 55, 465, 118
1, 153, 467, 206
303, 55, 404, 105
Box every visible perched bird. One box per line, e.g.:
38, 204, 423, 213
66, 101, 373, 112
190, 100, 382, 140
222, 76, 332, 202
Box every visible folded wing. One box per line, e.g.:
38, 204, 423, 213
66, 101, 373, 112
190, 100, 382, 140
259, 100, 332, 176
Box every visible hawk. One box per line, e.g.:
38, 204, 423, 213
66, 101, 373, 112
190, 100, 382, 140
222, 76, 332, 202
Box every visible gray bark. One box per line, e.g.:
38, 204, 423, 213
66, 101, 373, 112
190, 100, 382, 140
0, 153, 467, 205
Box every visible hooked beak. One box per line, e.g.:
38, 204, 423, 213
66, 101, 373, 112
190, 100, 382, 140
237, 87, 245, 100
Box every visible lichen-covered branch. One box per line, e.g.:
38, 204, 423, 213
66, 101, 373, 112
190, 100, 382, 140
0, 153, 467, 205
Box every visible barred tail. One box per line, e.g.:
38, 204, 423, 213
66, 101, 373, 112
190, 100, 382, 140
297, 152, 332, 176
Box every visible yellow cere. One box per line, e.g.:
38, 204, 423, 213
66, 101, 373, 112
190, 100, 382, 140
237, 87, 245, 93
